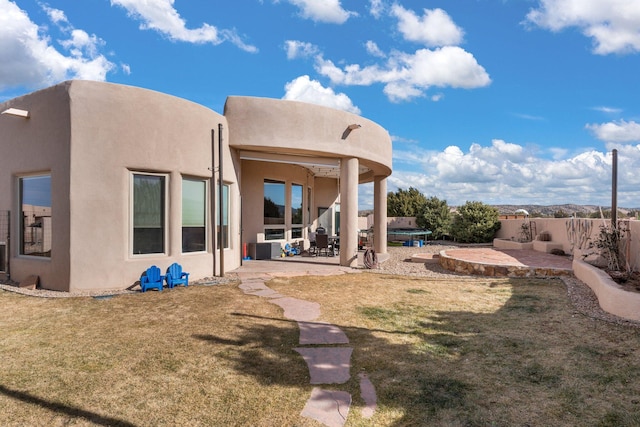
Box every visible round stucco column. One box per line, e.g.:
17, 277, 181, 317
374, 175, 387, 254
339, 157, 359, 267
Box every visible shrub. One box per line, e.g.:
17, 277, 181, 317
450, 201, 501, 243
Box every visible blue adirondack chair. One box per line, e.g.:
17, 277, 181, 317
140, 265, 164, 292
166, 263, 189, 288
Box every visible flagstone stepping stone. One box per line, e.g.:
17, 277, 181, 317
295, 347, 353, 384
301, 387, 351, 427
271, 297, 321, 321
298, 321, 349, 345
358, 372, 377, 418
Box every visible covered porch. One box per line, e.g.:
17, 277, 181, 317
225, 96, 392, 268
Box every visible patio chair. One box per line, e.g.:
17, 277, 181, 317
140, 265, 164, 292
309, 232, 317, 256
166, 263, 189, 288
315, 233, 334, 256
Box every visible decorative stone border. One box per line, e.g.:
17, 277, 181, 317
438, 250, 572, 278
573, 259, 640, 322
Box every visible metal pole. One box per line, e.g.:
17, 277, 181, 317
210, 128, 217, 276
612, 149, 618, 229
218, 123, 225, 277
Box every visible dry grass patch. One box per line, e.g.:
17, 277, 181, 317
4, 272, 640, 426
268, 273, 640, 426
0, 283, 321, 427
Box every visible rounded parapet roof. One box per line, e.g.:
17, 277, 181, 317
224, 96, 392, 180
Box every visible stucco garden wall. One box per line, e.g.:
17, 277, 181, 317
497, 217, 640, 271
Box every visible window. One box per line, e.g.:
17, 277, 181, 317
20, 174, 52, 257
265, 229, 285, 240
264, 180, 285, 225
132, 173, 165, 254
291, 183, 303, 225
217, 183, 230, 249
182, 178, 206, 253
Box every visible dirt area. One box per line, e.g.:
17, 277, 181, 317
607, 270, 640, 293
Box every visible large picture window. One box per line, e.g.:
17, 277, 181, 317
264, 179, 285, 225
182, 178, 206, 253
20, 174, 52, 257
132, 173, 166, 254
217, 183, 230, 249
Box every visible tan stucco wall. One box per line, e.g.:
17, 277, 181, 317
495, 218, 590, 253
224, 96, 392, 181
0, 83, 72, 291
496, 218, 640, 271
1, 81, 241, 291
66, 81, 239, 290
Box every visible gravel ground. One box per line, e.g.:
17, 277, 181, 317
2, 242, 639, 328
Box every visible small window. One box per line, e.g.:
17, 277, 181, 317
291, 227, 303, 239
20, 174, 52, 257
265, 228, 285, 240
182, 178, 206, 253
132, 173, 166, 255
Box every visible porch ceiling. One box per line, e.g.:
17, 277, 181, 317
239, 150, 370, 178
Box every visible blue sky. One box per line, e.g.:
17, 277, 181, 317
2, 0, 640, 209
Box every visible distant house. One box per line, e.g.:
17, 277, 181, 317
0, 81, 392, 291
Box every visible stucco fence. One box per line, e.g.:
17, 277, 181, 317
496, 218, 640, 322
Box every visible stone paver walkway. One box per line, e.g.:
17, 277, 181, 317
236, 269, 376, 426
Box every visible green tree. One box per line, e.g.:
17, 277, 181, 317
387, 187, 427, 217
416, 196, 451, 240
450, 201, 501, 243
554, 209, 570, 218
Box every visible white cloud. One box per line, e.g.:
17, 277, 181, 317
316, 46, 490, 102
593, 106, 623, 114
283, 75, 361, 114
587, 120, 640, 142
392, 5, 464, 47
284, 40, 319, 59
513, 112, 545, 121
526, 0, 640, 54
387, 139, 640, 207
111, 0, 257, 52
369, 0, 384, 19
0, 0, 115, 91
365, 40, 385, 58
284, 0, 356, 24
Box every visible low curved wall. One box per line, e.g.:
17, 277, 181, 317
493, 238, 533, 250
573, 259, 640, 322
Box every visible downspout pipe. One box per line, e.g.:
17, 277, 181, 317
611, 149, 618, 229
219, 123, 225, 277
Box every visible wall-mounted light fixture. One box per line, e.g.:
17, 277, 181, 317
342, 123, 361, 139
1, 108, 30, 118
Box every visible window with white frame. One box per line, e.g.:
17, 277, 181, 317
182, 178, 206, 253
132, 173, 166, 254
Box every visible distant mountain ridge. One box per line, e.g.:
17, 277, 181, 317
360, 204, 640, 217
492, 204, 639, 216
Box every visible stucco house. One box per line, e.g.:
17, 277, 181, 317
0, 80, 392, 292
